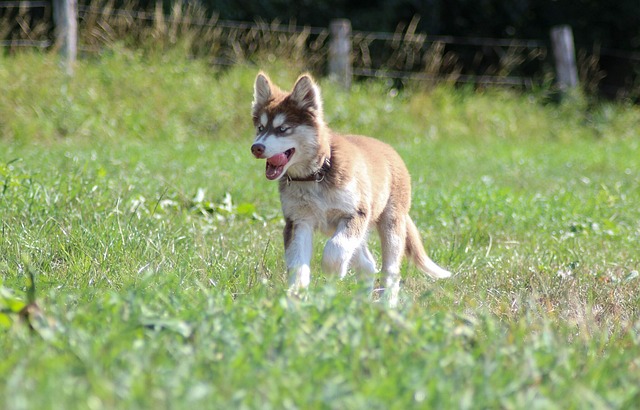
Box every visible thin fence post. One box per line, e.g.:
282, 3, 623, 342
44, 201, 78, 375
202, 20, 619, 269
53, 0, 77, 75
329, 19, 352, 89
550, 25, 578, 91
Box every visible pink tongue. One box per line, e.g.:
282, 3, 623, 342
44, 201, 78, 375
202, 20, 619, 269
267, 153, 289, 167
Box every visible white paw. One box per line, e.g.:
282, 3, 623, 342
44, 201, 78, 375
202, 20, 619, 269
288, 264, 311, 294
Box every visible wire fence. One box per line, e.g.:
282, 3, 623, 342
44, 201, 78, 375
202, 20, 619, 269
1, 1, 639, 96
76, 4, 550, 88
350, 18, 548, 87
73, 3, 330, 70
0, 1, 52, 48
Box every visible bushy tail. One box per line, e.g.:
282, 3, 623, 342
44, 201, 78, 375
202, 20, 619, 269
405, 216, 451, 279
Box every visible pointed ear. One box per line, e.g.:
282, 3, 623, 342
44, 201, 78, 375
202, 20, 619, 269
253, 72, 272, 110
290, 74, 323, 114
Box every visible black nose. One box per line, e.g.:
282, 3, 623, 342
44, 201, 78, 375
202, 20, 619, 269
251, 143, 265, 158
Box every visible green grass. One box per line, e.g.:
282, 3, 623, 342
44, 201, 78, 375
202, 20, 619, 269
1, 49, 640, 409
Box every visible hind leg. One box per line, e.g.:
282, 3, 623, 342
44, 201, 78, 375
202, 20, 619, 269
378, 213, 407, 308
322, 214, 369, 279
349, 242, 377, 294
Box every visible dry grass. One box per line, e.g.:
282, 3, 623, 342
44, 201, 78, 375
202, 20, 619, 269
78, 0, 328, 73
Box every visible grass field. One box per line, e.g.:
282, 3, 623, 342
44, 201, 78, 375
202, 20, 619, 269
1, 49, 640, 409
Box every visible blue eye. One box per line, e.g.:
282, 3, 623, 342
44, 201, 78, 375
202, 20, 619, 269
257, 125, 264, 132
278, 126, 289, 133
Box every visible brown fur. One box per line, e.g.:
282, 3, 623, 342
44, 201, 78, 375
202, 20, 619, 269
251, 72, 451, 306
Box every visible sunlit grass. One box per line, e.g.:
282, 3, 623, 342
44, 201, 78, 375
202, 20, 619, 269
1, 49, 639, 409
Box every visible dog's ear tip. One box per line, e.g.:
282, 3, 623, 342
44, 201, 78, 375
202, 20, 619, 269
256, 72, 270, 84
254, 72, 273, 106
293, 74, 319, 94
295, 73, 315, 85
290, 73, 322, 113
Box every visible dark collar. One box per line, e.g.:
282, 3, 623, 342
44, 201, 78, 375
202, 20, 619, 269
286, 157, 331, 184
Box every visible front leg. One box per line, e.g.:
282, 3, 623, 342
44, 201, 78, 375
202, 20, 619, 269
284, 219, 314, 295
322, 211, 369, 279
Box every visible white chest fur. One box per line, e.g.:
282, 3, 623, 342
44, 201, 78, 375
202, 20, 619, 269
280, 178, 361, 234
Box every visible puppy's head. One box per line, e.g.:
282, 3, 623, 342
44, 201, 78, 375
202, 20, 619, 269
250, 73, 327, 181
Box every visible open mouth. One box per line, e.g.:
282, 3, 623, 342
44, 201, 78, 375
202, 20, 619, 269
265, 148, 295, 180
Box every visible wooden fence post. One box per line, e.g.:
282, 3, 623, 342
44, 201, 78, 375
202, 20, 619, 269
550, 25, 578, 91
53, 0, 77, 75
329, 19, 352, 89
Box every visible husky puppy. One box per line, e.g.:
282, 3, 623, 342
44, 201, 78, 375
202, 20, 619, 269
250, 72, 450, 306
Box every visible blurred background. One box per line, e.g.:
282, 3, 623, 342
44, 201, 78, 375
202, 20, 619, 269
2, 0, 639, 99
